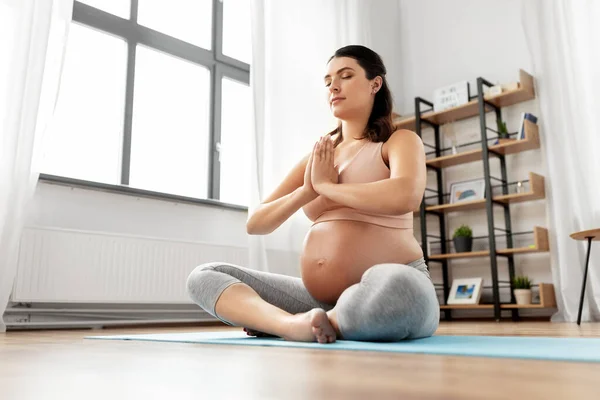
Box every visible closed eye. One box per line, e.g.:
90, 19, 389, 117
325, 76, 351, 87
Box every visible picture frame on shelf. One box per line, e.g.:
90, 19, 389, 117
433, 81, 470, 112
447, 277, 484, 305
449, 178, 486, 204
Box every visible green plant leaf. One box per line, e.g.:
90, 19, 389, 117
512, 275, 532, 289
452, 224, 473, 238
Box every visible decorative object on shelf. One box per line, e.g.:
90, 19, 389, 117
433, 81, 470, 112
452, 224, 473, 253
450, 139, 459, 155
516, 181, 524, 194
492, 118, 514, 145
488, 85, 502, 96
443, 122, 458, 154
512, 275, 533, 305
484, 82, 520, 100
501, 82, 520, 91
518, 113, 538, 140
449, 178, 485, 204
497, 118, 509, 139
447, 277, 483, 305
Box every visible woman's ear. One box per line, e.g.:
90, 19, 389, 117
371, 76, 383, 94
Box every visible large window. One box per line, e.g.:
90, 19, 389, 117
222, 0, 251, 64
43, 23, 127, 184
137, 0, 212, 50
77, 0, 130, 19
130, 46, 211, 198
43, 0, 251, 207
220, 77, 252, 206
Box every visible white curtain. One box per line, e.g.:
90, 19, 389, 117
248, 0, 402, 274
0, 0, 73, 332
523, 0, 600, 322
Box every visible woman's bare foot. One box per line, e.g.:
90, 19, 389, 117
281, 308, 336, 344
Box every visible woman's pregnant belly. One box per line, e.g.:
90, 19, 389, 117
300, 220, 423, 305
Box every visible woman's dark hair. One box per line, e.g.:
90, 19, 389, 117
326, 45, 395, 147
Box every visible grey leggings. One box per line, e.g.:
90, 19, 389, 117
186, 258, 440, 341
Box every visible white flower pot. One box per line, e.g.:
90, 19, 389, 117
514, 289, 532, 305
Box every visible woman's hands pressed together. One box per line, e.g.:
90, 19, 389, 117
311, 136, 339, 193
300, 145, 319, 201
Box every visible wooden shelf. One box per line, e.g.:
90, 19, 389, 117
424, 172, 545, 213
500, 304, 548, 309
426, 149, 482, 169
430, 251, 490, 260
425, 119, 539, 168
494, 172, 546, 204
441, 304, 493, 310
394, 69, 535, 131
428, 227, 549, 260
497, 226, 549, 254
426, 199, 486, 213
503, 283, 557, 308
488, 121, 540, 156
393, 116, 416, 131
440, 283, 557, 310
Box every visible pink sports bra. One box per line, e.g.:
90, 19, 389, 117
302, 140, 413, 229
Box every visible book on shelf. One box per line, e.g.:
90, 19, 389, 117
518, 113, 538, 140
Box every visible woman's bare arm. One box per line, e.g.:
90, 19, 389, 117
246, 151, 317, 235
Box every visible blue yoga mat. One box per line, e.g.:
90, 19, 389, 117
86, 331, 600, 363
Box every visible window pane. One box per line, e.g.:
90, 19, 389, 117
130, 46, 210, 199
42, 23, 126, 184
78, 0, 130, 19
222, 0, 251, 64
137, 0, 212, 49
220, 77, 251, 206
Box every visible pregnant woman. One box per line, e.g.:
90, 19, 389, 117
187, 45, 439, 343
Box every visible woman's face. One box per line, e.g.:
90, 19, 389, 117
324, 56, 380, 120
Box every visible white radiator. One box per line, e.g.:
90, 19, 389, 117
13, 227, 249, 304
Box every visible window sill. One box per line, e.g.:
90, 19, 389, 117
38, 174, 249, 212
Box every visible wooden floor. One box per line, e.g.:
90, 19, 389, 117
2, 321, 600, 400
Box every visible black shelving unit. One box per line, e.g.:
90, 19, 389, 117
414, 76, 529, 322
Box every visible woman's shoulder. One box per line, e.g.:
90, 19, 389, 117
382, 129, 423, 158
386, 129, 420, 145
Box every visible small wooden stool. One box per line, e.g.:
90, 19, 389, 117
570, 228, 600, 325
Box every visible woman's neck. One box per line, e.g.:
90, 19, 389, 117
340, 115, 369, 144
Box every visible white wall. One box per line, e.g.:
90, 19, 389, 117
396, 0, 532, 115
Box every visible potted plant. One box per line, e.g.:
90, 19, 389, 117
512, 275, 533, 305
452, 225, 473, 253
496, 118, 509, 139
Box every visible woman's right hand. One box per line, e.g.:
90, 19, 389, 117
300, 141, 319, 202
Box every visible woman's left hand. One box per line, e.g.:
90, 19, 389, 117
311, 136, 339, 193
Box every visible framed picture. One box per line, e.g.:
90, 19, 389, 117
447, 277, 484, 305
433, 81, 470, 112
449, 178, 486, 204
